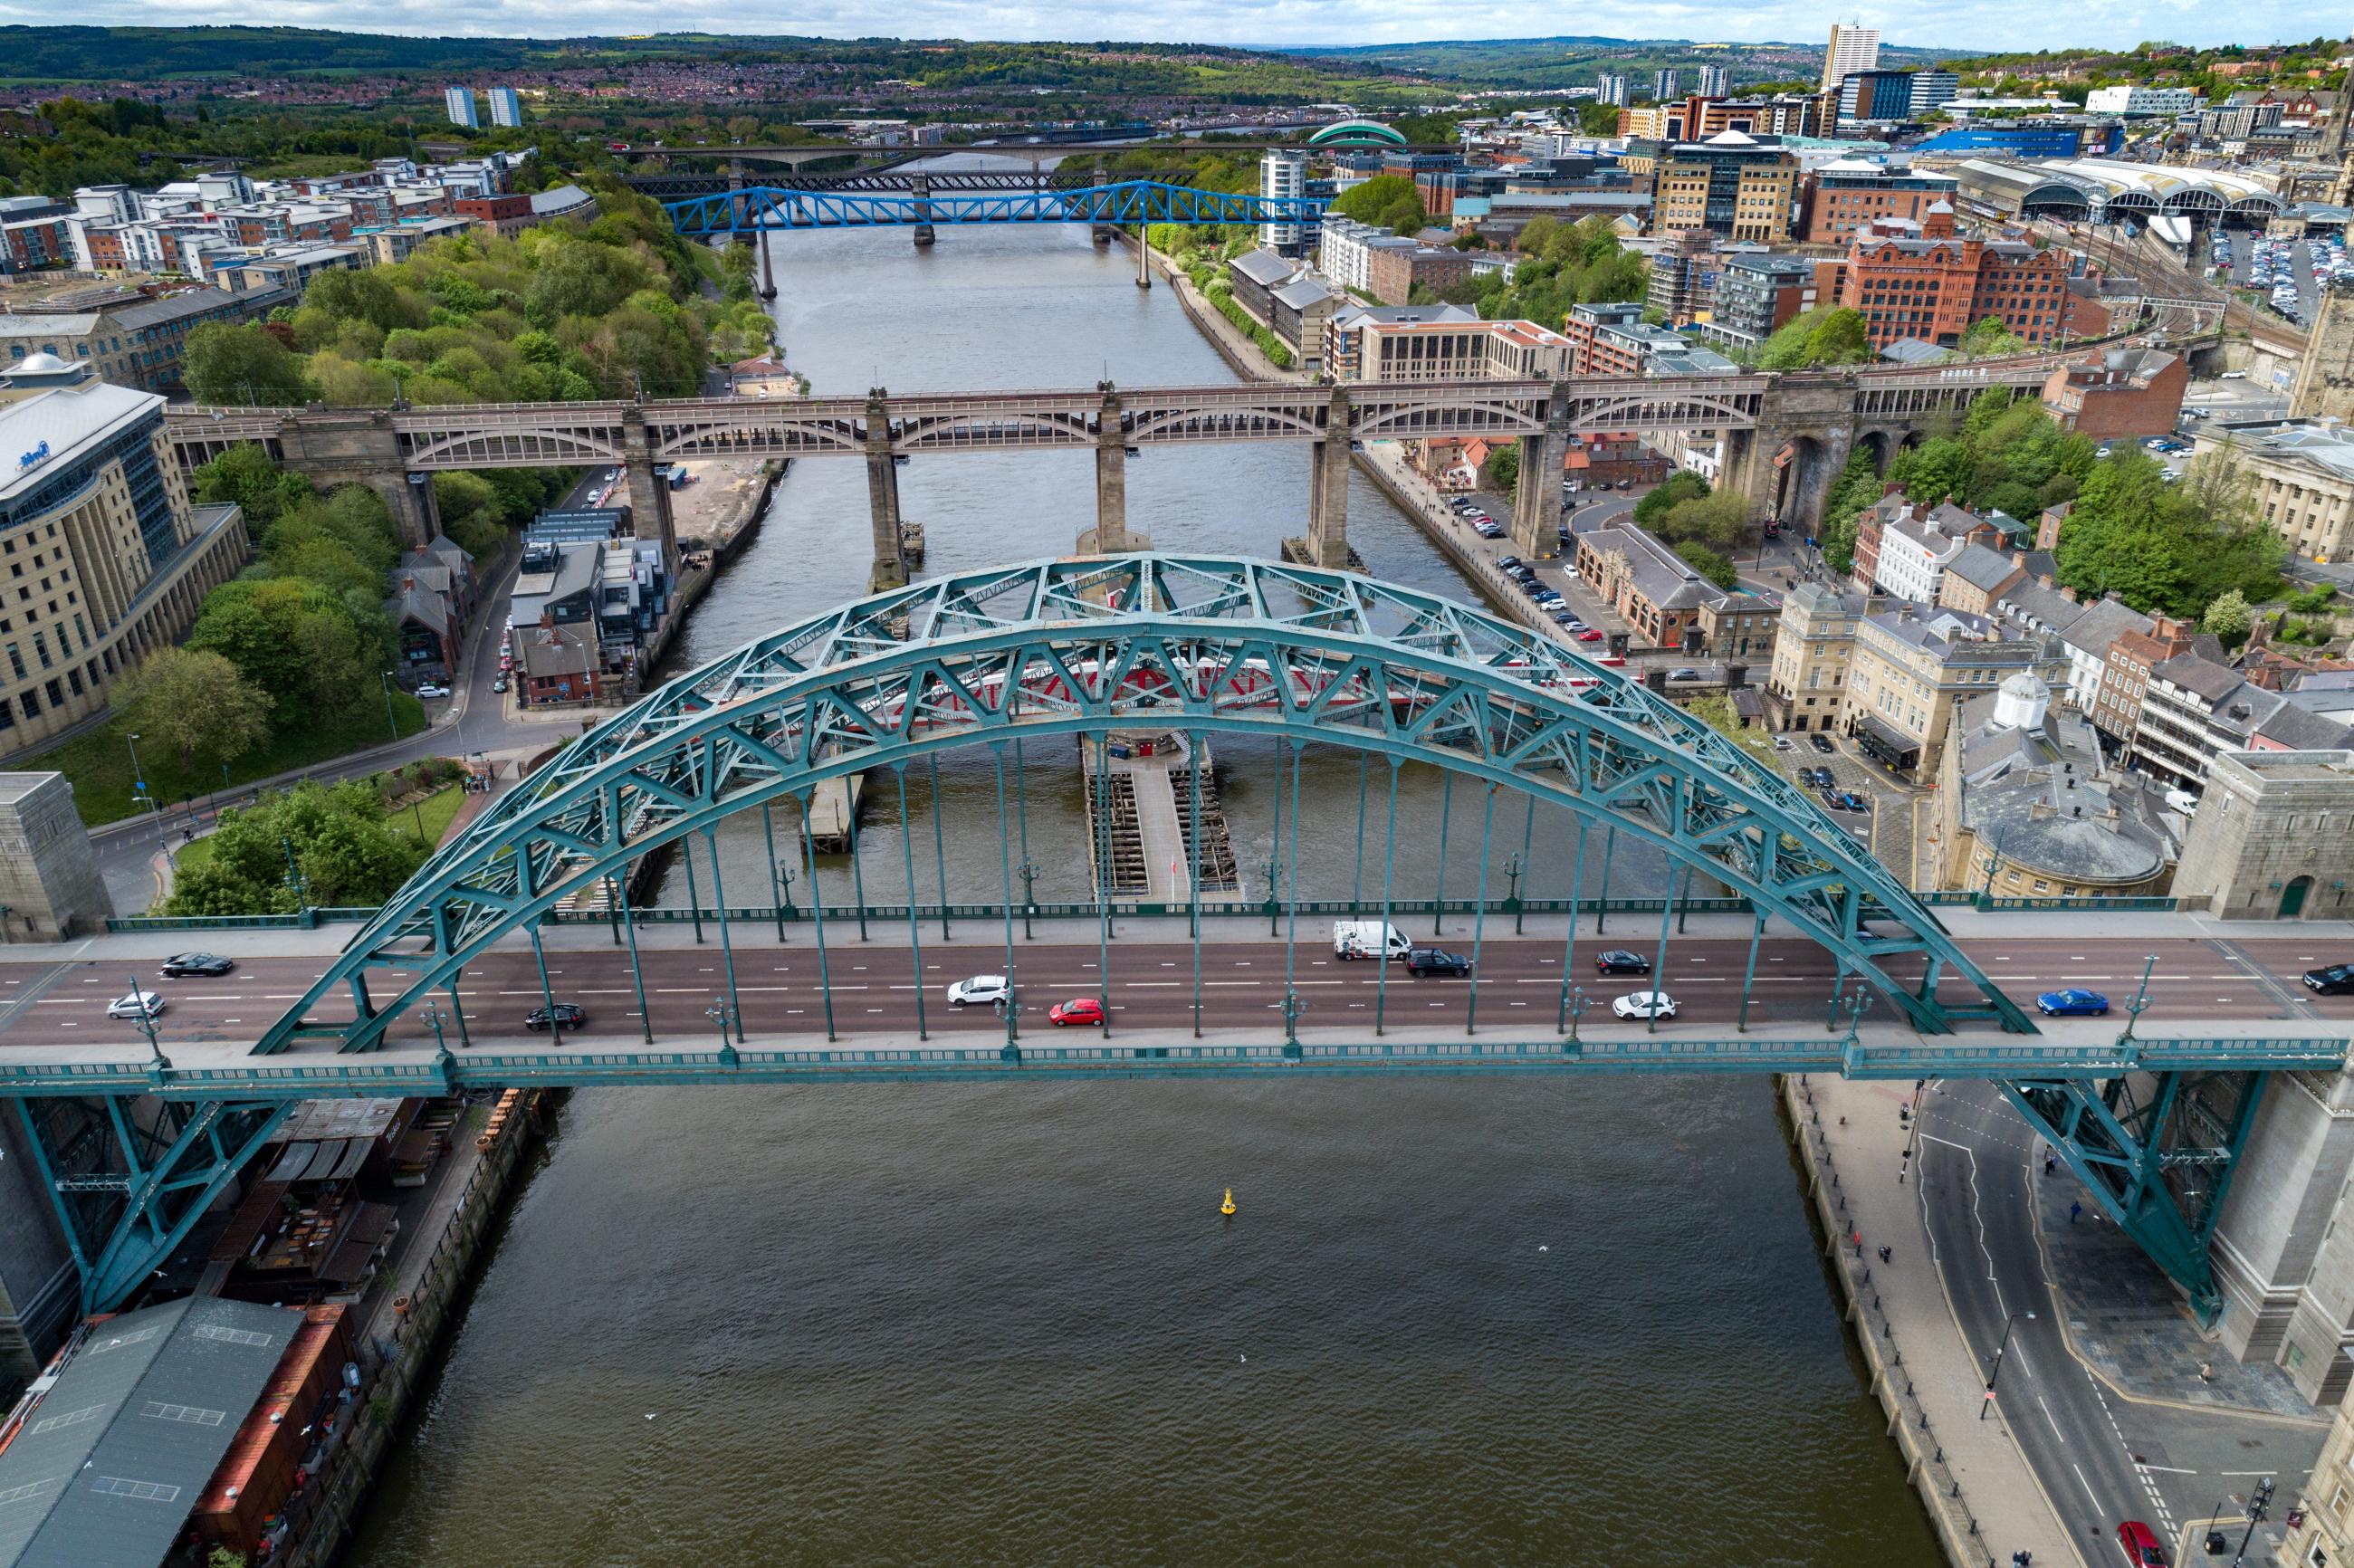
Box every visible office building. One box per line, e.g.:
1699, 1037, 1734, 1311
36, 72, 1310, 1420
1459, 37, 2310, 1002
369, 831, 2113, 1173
1345, 316, 1571, 382
1260, 149, 1307, 253
1909, 72, 1959, 117
445, 86, 479, 129
488, 85, 523, 129
1651, 132, 1798, 242
1839, 70, 1920, 125
2083, 84, 2201, 117
0, 353, 252, 759
1799, 158, 1960, 243
1822, 24, 1881, 92
1840, 604, 2067, 778
1822, 206, 2073, 351
2193, 418, 2354, 565
0, 285, 287, 395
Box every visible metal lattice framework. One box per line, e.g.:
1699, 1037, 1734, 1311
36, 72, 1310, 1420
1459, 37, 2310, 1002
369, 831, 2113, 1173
664, 180, 1323, 236
254, 553, 2028, 1057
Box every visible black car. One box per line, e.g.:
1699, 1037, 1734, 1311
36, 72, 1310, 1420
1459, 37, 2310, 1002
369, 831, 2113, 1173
2305, 964, 2354, 995
1809, 734, 1836, 755
524, 1003, 588, 1032
1405, 948, 1473, 977
1498, 555, 1524, 570
1593, 950, 1651, 976
1802, 766, 1834, 789
159, 952, 234, 979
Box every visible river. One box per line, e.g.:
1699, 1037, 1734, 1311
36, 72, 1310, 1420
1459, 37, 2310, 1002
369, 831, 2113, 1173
341, 213, 1939, 1567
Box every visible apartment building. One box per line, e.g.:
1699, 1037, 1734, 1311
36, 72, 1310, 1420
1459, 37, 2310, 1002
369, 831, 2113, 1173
488, 86, 524, 129
1798, 158, 1960, 244
1322, 302, 1480, 382
1562, 301, 1741, 378
0, 354, 251, 758
1823, 207, 2073, 351
1572, 520, 1778, 656
1349, 317, 1570, 382
1839, 604, 2067, 778
2129, 655, 2351, 787
2195, 418, 2354, 564
1765, 580, 1876, 732
2083, 85, 2201, 116
1702, 253, 1815, 351
1867, 500, 2001, 603
1821, 24, 1881, 91
2090, 615, 2200, 744
445, 86, 478, 129
1651, 133, 1798, 243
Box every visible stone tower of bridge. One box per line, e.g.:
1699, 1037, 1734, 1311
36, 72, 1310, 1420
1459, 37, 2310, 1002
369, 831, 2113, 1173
2291, 279, 2354, 424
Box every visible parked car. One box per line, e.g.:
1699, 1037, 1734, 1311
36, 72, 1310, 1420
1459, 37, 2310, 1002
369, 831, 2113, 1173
1611, 990, 1678, 1021
1047, 996, 1105, 1027
2115, 1520, 2167, 1566
1668, 668, 1701, 682
1809, 734, 1835, 755
524, 1002, 587, 1031
493, 675, 509, 694
1575, 629, 1605, 643
1405, 948, 1473, 977
947, 975, 1011, 1008
1801, 766, 1832, 788
159, 952, 234, 978
1829, 791, 1870, 813
415, 684, 452, 700
1593, 950, 1651, 976
1772, 736, 1793, 751
2303, 963, 2354, 996
107, 990, 166, 1020
2036, 989, 2111, 1017
1498, 556, 1524, 570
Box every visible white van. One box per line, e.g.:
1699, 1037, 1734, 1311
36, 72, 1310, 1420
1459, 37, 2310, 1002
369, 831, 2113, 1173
1333, 920, 1412, 961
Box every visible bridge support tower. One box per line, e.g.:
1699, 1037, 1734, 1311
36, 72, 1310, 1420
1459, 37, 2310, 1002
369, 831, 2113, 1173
1077, 383, 1146, 555
865, 389, 907, 591
910, 173, 934, 250
273, 408, 440, 550
1284, 385, 1354, 570
1509, 383, 1573, 560
619, 406, 680, 569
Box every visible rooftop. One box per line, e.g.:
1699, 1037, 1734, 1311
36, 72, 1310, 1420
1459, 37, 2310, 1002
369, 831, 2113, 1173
0, 378, 164, 505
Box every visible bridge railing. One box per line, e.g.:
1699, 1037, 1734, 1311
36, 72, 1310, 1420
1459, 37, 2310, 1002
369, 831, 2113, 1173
100, 892, 2186, 934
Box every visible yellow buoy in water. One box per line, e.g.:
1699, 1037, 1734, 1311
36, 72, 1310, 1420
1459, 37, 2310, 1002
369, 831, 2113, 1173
1220, 1187, 1237, 1217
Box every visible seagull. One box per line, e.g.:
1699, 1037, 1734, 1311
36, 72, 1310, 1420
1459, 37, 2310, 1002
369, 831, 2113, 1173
645, 1412, 656, 1420
1538, 1245, 1549, 1252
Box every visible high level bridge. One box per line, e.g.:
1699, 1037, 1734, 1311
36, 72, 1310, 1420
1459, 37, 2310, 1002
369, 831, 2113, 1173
1, 555, 2324, 1324
163, 358, 2061, 591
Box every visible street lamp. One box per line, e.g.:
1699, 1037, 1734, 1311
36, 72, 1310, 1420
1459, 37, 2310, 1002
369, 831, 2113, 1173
704, 995, 739, 1067
1502, 852, 1526, 934
126, 974, 167, 1072
125, 732, 149, 816
774, 858, 797, 922
1016, 856, 1039, 940
2230, 1477, 2274, 1568
1980, 1308, 2036, 1419
1564, 983, 1590, 1043
378, 671, 400, 743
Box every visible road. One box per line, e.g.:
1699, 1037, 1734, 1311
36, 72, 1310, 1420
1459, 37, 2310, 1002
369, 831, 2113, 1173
11, 931, 2350, 1052
1919, 1078, 2325, 1561
92, 469, 617, 914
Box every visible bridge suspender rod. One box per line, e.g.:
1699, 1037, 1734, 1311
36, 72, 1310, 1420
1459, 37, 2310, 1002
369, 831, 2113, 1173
529, 922, 560, 1047
1737, 912, 1765, 1034
1559, 817, 1589, 1034
607, 871, 622, 946
1015, 738, 1034, 942
895, 765, 927, 1042
1596, 828, 1616, 937
928, 753, 952, 942
618, 866, 653, 1045
1467, 784, 1495, 1036
705, 827, 744, 1043
849, 796, 870, 942
763, 802, 786, 943
992, 746, 1019, 1049
1095, 735, 1112, 1037
447, 975, 471, 1047
684, 843, 704, 944
1375, 759, 1399, 1037
1515, 791, 1535, 936
1283, 738, 1302, 1044
1268, 734, 1285, 939
1352, 753, 1369, 913
1189, 727, 1204, 1038
1648, 865, 1687, 1036
1432, 773, 1453, 938
799, 793, 837, 1042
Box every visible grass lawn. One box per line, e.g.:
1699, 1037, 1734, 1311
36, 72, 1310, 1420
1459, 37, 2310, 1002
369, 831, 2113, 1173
28, 696, 428, 827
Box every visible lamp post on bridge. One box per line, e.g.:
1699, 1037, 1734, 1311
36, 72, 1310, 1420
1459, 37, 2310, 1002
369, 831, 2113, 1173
704, 995, 739, 1068
1565, 984, 1589, 1045
1980, 1308, 2035, 1419
2119, 953, 2158, 1046
1503, 851, 1525, 935
125, 974, 167, 1073
1016, 856, 1039, 940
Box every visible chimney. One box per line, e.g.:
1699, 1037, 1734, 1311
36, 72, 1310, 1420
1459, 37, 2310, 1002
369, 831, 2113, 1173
2059, 585, 2080, 604
401, 575, 415, 593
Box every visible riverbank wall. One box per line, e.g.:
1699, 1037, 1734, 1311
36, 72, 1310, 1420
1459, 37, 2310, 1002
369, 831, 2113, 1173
1778, 1072, 2050, 1568
279, 1089, 560, 1567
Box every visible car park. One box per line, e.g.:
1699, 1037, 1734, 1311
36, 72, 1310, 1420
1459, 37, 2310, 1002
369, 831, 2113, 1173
107, 990, 166, 1020
2036, 989, 2110, 1017
1612, 990, 1678, 1020
524, 1002, 587, 1031
1405, 948, 1473, 977
1593, 950, 1651, 976
159, 952, 234, 978
947, 975, 1011, 1007
1047, 997, 1105, 1026
2304, 964, 2354, 996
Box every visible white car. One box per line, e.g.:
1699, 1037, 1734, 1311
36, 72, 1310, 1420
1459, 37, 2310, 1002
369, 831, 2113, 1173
1611, 990, 1679, 1021
946, 974, 1010, 1008
415, 684, 452, 700
108, 990, 166, 1020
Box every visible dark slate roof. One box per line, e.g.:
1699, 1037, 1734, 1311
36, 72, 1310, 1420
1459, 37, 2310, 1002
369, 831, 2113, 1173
385, 583, 449, 635
0, 1296, 301, 1568
1952, 690, 2170, 884
1945, 542, 2024, 592
1228, 248, 1295, 286
2151, 652, 2244, 703
2054, 596, 2152, 658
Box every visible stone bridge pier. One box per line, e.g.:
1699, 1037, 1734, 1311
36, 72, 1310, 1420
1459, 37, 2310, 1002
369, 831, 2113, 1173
272, 408, 441, 549
618, 407, 679, 569
1727, 377, 1863, 540
1508, 383, 1573, 559
910, 174, 934, 250
864, 390, 907, 591
1077, 383, 1149, 555
1283, 385, 1354, 570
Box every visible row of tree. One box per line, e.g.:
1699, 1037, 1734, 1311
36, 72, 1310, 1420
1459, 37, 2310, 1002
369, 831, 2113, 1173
1442, 215, 1647, 324
165, 777, 444, 917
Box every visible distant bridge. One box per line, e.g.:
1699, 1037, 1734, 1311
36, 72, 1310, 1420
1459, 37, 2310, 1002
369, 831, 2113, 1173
660, 179, 1320, 242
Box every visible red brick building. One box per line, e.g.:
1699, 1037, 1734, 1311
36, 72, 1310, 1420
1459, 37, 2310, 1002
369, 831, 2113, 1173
1797, 158, 1961, 244
1823, 206, 2073, 351
2042, 347, 2188, 441
1364, 241, 1474, 308
455, 193, 536, 239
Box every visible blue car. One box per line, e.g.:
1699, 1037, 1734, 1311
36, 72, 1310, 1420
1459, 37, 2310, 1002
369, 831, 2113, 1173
2036, 989, 2110, 1017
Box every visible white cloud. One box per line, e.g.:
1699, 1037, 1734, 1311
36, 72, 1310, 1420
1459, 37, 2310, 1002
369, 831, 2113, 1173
17, 3, 2351, 51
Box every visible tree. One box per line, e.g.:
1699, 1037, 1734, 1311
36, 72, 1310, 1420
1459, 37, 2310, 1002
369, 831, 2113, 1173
1958, 316, 2030, 359
164, 779, 429, 916
2202, 588, 2254, 645
1674, 543, 1739, 590
1516, 215, 1559, 257
1818, 448, 1888, 573
190, 443, 311, 533
1655, 491, 1749, 550
113, 648, 270, 769
1482, 441, 1520, 498
183, 323, 313, 406
1328, 173, 1427, 235
1758, 307, 1875, 370
1633, 470, 1710, 527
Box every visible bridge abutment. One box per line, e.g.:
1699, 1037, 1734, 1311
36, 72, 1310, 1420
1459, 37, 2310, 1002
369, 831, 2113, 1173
619, 408, 679, 569
865, 393, 908, 591
274, 409, 438, 549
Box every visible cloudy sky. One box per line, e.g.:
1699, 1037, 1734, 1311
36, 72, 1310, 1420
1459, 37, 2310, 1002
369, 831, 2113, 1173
5, 1, 2346, 52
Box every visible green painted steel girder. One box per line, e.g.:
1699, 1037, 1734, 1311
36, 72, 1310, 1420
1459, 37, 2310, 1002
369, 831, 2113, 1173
251, 554, 2032, 1057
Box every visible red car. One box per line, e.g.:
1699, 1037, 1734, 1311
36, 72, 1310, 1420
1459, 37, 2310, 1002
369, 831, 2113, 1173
1576, 629, 1605, 643
1048, 997, 1105, 1027
2116, 1521, 2166, 1566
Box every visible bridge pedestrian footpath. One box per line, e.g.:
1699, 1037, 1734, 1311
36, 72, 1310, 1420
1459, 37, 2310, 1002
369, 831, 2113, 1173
1793, 1073, 2088, 1568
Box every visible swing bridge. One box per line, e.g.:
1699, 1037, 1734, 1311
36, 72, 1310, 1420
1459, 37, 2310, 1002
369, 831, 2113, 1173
3, 556, 2341, 1321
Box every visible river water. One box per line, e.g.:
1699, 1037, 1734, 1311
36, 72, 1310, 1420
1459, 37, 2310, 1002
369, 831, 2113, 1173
342, 215, 1939, 1566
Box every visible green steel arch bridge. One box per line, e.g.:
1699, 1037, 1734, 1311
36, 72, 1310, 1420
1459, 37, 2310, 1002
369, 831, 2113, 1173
6, 557, 2323, 1321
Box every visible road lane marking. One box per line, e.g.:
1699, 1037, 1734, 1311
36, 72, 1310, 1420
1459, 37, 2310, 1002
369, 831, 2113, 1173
2038, 1394, 2065, 1441
2071, 1463, 2101, 1508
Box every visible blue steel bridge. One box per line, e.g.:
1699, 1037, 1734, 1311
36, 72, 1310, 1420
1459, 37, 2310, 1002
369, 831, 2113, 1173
660, 179, 1321, 239
4, 556, 2330, 1320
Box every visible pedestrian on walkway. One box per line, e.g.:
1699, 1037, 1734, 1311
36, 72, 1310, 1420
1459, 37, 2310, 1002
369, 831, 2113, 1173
2070, 1201, 2081, 1224
2044, 1152, 2057, 1176
1878, 1244, 1891, 1264
2199, 1362, 2214, 1382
